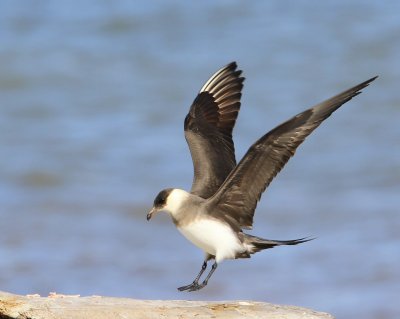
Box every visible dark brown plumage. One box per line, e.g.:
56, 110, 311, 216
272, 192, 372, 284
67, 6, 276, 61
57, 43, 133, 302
206, 76, 378, 230
184, 62, 244, 199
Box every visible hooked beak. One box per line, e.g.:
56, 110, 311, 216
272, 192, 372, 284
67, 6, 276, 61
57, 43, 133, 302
147, 207, 157, 221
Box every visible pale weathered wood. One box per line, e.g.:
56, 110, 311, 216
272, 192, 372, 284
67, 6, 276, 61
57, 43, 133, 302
0, 290, 334, 319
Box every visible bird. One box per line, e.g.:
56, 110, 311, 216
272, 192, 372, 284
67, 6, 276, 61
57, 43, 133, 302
147, 62, 377, 292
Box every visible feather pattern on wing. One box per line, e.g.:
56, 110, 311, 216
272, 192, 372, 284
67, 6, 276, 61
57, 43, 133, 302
206, 76, 378, 230
185, 62, 245, 199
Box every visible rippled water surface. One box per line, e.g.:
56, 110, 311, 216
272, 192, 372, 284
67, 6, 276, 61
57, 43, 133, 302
1, 1, 399, 318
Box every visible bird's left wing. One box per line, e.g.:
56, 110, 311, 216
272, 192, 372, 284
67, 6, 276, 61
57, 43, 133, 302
205, 76, 378, 229
185, 62, 245, 199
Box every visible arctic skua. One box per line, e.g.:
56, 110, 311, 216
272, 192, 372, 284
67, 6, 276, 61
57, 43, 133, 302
147, 62, 377, 291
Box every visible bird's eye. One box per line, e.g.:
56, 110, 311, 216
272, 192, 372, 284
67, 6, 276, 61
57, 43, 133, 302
154, 188, 172, 207
155, 197, 164, 205
154, 191, 166, 206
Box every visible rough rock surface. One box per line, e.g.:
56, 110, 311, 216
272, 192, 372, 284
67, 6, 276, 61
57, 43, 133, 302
0, 290, 334, 319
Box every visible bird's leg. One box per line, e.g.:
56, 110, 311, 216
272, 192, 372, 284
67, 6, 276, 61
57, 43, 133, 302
177, 260, 207, 291
187, 261, 218, 292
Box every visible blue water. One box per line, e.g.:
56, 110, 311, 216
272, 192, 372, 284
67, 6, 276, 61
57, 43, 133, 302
0, 1, 399, 318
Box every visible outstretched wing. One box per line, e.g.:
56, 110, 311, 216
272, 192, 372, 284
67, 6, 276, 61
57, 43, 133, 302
206, 76, 378, 229
185, 62, 245, 199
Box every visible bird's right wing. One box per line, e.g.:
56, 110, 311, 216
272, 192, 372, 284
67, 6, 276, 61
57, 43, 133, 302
185, 62, 245, 199
206, 76, 378, 230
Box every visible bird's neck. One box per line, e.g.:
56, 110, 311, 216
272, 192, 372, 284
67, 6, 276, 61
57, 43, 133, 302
164, 188, 191, 216
165, 189, 204, 226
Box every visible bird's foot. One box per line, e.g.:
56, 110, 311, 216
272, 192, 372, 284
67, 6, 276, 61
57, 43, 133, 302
188, 282, 206, 292
177, 281, 197, 291
177, 281, 207, 292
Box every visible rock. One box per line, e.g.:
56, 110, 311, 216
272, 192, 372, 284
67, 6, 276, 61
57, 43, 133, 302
0, 290, 334, 319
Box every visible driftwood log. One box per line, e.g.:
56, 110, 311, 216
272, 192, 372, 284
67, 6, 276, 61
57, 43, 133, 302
0, 290, 334, 319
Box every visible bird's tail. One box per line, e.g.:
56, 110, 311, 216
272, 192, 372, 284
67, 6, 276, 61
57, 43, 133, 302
244, 234, 314, 254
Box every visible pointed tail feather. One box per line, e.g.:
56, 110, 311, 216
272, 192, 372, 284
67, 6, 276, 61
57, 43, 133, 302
244, 234, 314, 254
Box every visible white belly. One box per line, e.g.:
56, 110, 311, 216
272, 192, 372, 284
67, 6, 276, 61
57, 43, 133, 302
177, 218, 243, 262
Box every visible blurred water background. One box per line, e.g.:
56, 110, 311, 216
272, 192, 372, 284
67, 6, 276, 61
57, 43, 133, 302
0, 1, 399, 318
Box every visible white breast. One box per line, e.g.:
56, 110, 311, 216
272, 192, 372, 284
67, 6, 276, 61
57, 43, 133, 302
177, 218, 244, 263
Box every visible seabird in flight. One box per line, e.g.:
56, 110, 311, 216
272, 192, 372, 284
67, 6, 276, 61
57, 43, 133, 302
147, 62, 377, 292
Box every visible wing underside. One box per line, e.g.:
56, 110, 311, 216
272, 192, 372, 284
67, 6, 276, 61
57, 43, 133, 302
185, 62, 245, 199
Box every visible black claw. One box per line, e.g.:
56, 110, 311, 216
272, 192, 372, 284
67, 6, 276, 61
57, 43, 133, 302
188, 282, 206, 292
177, 281, 207, 292
177, 285, 190, 291
177, 282, 197, 291
177, 260, 216, 292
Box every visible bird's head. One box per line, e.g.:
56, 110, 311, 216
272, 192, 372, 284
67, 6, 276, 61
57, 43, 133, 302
147, 188, 189, 221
